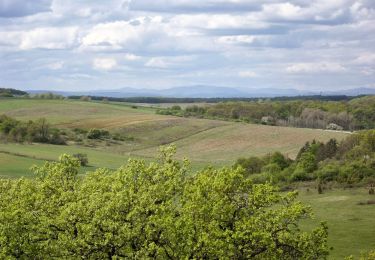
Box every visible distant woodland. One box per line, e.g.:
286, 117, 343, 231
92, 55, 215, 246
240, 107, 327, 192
158, 96, 375, 130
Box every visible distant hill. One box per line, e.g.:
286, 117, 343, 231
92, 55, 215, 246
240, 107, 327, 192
24, 86, 375, 98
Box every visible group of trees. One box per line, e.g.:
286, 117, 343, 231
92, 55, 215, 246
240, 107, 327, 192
0, 88, 28, 97
0, 147, 329, 259
158, 96, 375, 130
31, 93, 65, 100
0, 114, 134, 146
235, 130, 375, 187
0, 115, 65, 145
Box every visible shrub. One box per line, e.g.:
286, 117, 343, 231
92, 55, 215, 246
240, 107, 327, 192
73, 153, 88, 166
87, 129, 110, 139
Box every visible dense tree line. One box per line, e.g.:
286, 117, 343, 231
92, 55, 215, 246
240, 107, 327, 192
235, 130, 375, 187
158, 96, 375, 130
0, 88, 28, 97
0, 115, 65, 145
31, 93, 65, 99
0, 147, 329, 259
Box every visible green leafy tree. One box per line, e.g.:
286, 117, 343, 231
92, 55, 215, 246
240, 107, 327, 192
0, 147, 329, 259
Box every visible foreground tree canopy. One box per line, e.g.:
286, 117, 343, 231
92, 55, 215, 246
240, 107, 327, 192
0, 146, 329, 259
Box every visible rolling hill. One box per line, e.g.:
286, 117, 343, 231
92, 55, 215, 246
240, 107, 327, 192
0, 98, 348, 177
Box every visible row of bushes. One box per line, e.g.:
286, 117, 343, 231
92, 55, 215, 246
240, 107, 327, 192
0, 114, 135, 146
0, 115, 66, 145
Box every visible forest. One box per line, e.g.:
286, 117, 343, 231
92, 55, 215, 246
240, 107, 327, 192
158, 96, 375, 130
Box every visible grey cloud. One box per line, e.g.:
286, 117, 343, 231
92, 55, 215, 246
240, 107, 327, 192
0, 0, 52, 18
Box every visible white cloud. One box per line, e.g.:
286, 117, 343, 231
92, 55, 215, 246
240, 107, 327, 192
171, 13, 264, 29
216, 35, 258, 44
93, 58, 118, 70
145, 57, 169, 68
238, 71, 257, 78
51, 0, 130, 18
145, 55, 194, 69
124, 53, 141, 61
80, 17, 166, 50
261, 2, 304, 20
19, 27, 78, 50
47, 61, 64, 70
0, 27, 78, 50
286, 62, 346, 73
353, 53, 375, 65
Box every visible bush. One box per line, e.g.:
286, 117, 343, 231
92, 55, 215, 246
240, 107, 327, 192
234, 156, 264, 175
87, 129, 110, 139
73, 153, 88, 166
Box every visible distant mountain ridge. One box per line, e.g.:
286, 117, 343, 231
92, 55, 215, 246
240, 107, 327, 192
26, 86, 375, 98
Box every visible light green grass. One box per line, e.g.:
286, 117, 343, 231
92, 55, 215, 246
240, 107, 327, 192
299, 188, 375, 259
0, 143, 139, 169
0, 152, 42, 178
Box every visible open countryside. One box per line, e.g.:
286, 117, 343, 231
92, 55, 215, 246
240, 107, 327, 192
1, 0, 375, 259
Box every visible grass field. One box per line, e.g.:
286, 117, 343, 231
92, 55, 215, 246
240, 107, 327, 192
0, 98, 348, 176
299, 188, 375, 259
0, 152, 43, 178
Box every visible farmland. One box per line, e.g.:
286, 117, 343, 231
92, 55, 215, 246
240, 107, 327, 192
0, 98, 348, 177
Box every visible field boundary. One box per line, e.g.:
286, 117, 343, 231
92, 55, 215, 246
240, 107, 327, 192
0, 150, 54, 162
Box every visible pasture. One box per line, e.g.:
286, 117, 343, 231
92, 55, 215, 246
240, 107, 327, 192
0, 98, 348, 176
299, 188, 375, 259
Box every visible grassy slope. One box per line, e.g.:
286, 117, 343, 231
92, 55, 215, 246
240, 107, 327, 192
0, 98, 348, 174
0, 152, 42, 178
133, 123, 348, 164
299, 188, 375, 259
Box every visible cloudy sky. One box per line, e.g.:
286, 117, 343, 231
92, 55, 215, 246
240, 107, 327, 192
0, 0, 374, 91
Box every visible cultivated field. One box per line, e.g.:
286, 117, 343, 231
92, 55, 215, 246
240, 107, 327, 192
0, 98, 349, 177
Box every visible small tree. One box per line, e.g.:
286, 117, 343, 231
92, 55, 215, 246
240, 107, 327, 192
73, 153, 88, 166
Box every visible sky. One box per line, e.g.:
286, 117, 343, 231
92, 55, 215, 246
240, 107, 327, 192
0, 0, 374, 91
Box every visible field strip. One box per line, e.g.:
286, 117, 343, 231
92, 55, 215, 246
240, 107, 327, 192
128, 123, 231, 153
57, 116, 180, 129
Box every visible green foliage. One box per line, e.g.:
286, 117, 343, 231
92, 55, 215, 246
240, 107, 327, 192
234, 156, 264, 176
235, 130, 375, 186
87, 128, 110, 139
72, 153, 88, 166
0, 88, 28, 96
0, 115, 65, 145
157, 96, 375, 130
32, 92, 65, 100
0, 148, 329, 259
